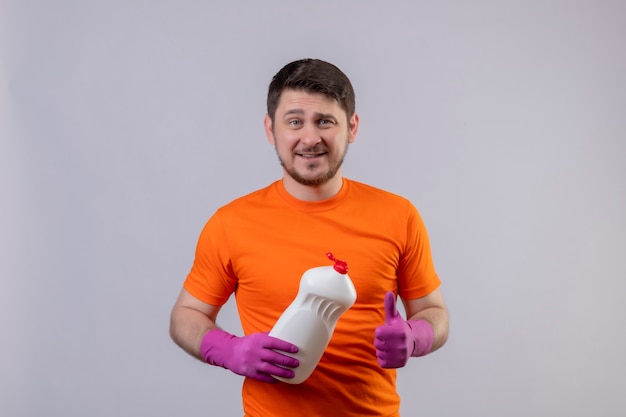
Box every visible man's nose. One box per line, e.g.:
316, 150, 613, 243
299, 124, 322, 147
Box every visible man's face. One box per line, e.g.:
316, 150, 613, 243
264, 89, 359, 187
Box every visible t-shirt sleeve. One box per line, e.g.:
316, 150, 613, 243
397, 203, 441, 300
183, 210, 237, 306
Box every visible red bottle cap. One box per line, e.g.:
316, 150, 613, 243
326, 252, 348, 274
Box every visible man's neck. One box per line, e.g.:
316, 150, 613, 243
281, 174, 344, 202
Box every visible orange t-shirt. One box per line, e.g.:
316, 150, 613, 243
184, 178, 440, 417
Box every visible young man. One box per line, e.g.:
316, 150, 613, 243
170, 58, 449, 417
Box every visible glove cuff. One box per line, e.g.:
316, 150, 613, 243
407, 319, 434, 357
200, 328, 235, 366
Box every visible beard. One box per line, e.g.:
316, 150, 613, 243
276, 144, 349, 187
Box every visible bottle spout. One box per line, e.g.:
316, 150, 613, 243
326, 252, 348, 274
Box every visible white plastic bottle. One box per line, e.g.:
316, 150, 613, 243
269, 252, 357, 384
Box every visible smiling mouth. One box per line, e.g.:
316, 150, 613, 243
296, 152, 327, 158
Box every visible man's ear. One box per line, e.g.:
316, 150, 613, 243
348, 112, 360, 144
264, 114, 275, 145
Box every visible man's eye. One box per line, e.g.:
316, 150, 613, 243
319, 119, 333, 126
289, 120, 301, 126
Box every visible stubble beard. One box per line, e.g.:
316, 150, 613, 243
276, 145, 349, 187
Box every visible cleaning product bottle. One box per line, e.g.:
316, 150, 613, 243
269, 252, 357, 384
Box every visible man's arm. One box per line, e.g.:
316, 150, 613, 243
169, 288, 221, 361
169, 287, 300, 382
402, 287, 449, 353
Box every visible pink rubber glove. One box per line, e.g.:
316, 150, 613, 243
200, 329, 299, 383
374, 291, 434, 368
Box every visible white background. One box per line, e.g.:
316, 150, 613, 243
2, 1, 625, 416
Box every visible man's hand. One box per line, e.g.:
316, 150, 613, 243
374, 291, 434, 368
201, 329, 299, 383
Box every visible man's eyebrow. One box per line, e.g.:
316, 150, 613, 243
315, 113, 337, 120
283, 109, 337, 120
284, 109, 304, 117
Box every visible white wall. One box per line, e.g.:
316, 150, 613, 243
2, 1, 625, 416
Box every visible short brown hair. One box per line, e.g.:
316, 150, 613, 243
266, 59, 356, 122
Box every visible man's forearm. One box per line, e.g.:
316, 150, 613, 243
170, 306, 217, 361
408, 306, 449, 353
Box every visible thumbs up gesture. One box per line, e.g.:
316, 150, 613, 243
374, 291, 434, 368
